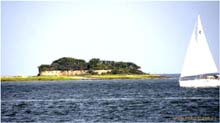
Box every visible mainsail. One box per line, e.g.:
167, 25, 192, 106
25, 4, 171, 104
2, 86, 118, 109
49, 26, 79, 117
180, 15, 218, 77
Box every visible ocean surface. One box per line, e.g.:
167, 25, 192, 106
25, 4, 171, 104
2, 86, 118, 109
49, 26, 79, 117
1, 79, 219, 122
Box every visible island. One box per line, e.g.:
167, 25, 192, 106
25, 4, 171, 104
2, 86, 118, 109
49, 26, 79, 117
1, 57, 166, 81
38, 57, 144, 75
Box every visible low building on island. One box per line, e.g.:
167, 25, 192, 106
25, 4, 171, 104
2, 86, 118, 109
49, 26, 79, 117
38, 57, 143, 76
39, 70, 112, 76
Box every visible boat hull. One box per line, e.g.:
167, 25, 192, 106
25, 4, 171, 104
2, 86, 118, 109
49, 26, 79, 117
179, 79, 220, 88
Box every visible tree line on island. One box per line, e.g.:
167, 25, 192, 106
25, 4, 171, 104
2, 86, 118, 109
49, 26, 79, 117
38, 57, 144, 74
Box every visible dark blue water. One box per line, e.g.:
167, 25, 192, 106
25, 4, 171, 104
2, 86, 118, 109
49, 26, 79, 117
1, 79, 219, 122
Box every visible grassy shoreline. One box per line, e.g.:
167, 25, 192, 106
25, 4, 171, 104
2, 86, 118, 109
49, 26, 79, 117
1, 74, 167, 81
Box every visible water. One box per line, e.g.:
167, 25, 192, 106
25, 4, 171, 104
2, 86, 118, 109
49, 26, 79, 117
1, 79, 219, 122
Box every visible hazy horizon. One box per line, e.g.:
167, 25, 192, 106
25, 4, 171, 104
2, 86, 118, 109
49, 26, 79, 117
1, 1, 219, 76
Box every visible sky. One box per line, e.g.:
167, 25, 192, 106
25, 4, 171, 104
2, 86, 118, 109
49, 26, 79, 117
1, 1, 219, 76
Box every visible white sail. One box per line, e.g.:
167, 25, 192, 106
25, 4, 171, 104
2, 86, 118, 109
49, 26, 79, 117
180, 15, 218, 77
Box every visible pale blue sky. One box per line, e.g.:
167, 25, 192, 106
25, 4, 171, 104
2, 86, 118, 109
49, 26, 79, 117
1, 1, 219, 76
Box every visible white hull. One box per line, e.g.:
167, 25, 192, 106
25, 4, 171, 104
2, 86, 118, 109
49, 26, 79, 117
179, 79, 220, 88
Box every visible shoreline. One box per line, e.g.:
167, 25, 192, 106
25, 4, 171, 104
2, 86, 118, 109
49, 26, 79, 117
1, 74, 168, 82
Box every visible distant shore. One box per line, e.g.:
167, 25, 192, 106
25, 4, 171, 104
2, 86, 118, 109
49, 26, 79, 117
1, 74, 167, 81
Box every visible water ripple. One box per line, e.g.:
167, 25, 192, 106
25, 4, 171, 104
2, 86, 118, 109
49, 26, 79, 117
2, 97, 219, 103
1, 79, 219, 122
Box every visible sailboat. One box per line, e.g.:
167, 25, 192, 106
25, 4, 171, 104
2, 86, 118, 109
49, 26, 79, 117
179, 15, 220, 88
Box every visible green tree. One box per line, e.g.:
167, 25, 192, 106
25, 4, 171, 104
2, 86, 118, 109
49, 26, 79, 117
38, 57, 144, 75
38, 64, 52, 72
